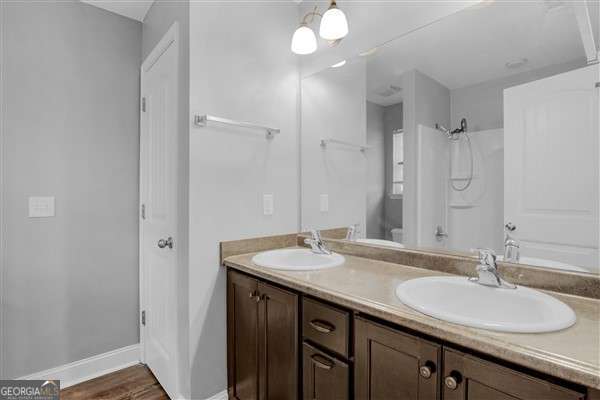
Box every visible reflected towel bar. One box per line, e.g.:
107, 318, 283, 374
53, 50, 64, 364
320, 138, 370, 152
194, 114, 280, 138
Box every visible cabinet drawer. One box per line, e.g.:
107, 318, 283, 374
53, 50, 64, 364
302, 297, 350, 357
303, 342, 349, 400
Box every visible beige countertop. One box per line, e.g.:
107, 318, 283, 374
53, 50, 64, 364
224, 248, 600, 390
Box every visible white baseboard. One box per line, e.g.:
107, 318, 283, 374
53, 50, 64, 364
18, 344, 141, 389
203, 389, 228, 400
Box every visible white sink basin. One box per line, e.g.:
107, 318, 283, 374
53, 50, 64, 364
356, 238, 405, 249
497, 256, 588, 273
252, 248, 345, 271
395, 276, 576, 333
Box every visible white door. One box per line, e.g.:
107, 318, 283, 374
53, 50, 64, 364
504, 64, 599, 272
140, 23, 179, 397
415, 124, 448, 248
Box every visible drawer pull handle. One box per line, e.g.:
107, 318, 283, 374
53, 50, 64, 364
248, 290, 260, 302
311, 354, 334, 370
309, 319, 335, 333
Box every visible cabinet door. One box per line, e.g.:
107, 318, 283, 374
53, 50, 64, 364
355, 317, 441, 400
258, 281, 299, 400
303, 342, 349, 400
227, 271, 260, 400
442, 348, 585, 400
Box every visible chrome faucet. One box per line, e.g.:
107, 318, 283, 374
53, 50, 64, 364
503, 222, 520, 263
345, 224, 358, 241
304, 230, 331, 255
470, 249, 516, 289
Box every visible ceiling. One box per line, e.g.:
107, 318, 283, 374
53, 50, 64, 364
80, 0, 155, 21
350, 0, 598, 106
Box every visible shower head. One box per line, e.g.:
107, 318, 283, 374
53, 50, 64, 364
436, 118, 468, 141
435, 123, 450, 134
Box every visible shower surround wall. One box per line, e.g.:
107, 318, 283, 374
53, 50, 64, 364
402, 70, 450, 246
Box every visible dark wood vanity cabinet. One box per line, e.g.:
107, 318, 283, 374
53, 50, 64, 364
355, 317, 442, 400
227, 270, 299, 400
227, 268, 591, 400
442, 348, 585, 400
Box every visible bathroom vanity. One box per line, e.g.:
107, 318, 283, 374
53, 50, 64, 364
222, 235, 600, 400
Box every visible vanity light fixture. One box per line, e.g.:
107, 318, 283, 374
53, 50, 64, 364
291, 1, 349, 55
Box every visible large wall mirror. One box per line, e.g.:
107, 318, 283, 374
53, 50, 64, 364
300, 1, 600, 275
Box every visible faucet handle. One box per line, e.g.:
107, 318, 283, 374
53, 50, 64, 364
345, 224, 360, 240
310, 229, 322, 242
475, 248, 497, 266
505, 222, 516, 232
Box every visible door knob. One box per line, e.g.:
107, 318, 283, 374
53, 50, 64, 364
157, 237, 173, 249
435, 225, 448, 241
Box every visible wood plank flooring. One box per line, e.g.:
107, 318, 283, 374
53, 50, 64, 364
60, 364, 169, 400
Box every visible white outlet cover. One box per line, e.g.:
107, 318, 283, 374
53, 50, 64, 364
29, 196, 55, 218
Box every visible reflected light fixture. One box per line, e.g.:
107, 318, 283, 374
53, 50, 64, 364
331, 60, 346, 68
291, 23, 317, 55
291, 1, 349, 55
319, 1, 349, 41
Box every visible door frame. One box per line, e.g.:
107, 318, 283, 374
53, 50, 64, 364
138, 21, 180, 367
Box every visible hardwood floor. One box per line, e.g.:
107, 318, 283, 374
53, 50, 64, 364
60, 364, 169, 400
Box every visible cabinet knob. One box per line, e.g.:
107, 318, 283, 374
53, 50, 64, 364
444, 372, 462, 390
419, 361, 435, 379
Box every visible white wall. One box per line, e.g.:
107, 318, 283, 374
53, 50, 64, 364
301, 61, 367, 233
188, 2, 300, 398
366, 102, 385, 239
1, 1, 141, 378
450, 59, 586, 131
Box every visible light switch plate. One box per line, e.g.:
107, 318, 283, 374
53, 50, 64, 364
263, 194, 274, 216
29, 196, 55, 218
319, 194, 329, 212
